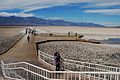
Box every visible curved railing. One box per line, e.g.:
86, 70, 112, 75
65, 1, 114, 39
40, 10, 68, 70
1, 50, 120, 80
38, 50, 120, 72
1, 60, 120, 80
1, 61, 51, 80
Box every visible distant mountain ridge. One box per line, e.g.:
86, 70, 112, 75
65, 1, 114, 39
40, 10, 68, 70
114, 26, 120, 28
0, 16, 105, 27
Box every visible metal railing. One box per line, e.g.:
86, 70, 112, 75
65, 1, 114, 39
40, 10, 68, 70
1, 60, 120, 80
1, 61, 51, 80
1, 50, 120, 80
38, 50, 120, 72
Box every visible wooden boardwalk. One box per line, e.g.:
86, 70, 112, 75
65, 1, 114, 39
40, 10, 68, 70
0, 34, 37, 61
0, 32, 54, 79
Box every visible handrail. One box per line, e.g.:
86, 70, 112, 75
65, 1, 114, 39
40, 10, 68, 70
2, 61, 120, 74
3, 61, 51, 72
39, 52, 109, 72
1, 60, 120, 80
39, 50, 119, 68
1, 61, 51, 80
38, 50, 120, 72
1, 48, 120, 80
2, 67, 49, 79
3, 67, 120, 75
0, 62, 24, 80
3, 67, 50, 79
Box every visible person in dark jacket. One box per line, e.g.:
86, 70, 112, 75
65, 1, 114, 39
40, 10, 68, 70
27, 35, 30, 42
54, 52, 61, 71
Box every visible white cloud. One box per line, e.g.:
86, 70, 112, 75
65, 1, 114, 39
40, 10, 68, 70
0, 12, 34, 17
22, 2, 66, 12
94, 2, 120, 7
0, 0, 94, 12
0, 0, 120, 15
82, 2, 120, 8
85, 9, 120, 15
22, 0, 93, 12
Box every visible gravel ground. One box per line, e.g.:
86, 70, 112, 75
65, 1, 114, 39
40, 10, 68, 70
38, 41, 120, 66
0, 28, 24, 54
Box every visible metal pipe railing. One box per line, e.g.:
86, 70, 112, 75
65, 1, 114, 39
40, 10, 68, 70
1, 60, 51, 80
38, 50, 120, 72
1, 49, 120, 80
1, 60, 120, 80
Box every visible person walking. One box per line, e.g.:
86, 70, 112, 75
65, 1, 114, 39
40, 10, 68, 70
27, 35, 30, 42
25, 28, 27, 34
54, 52, 61, 71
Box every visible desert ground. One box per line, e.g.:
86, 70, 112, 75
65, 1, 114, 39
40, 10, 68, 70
0, 26, 120, 67
0, 27, 24, 37
37, 26, 120, 40
0, 27, 24, 54
36, 26, 120, 67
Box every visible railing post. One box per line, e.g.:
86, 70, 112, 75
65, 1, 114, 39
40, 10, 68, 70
88, 74, 91, 80
116, 74, 119, 80
98, 73, 100, 80
93, 73, 96, 80
46, 71, 47, 78
26, 64, 29, 80
79, 73, 81, 80
13, 64, 17, 78
103, 74, 106, 80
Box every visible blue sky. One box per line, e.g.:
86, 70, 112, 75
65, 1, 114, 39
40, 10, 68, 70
0, 0, 120, 26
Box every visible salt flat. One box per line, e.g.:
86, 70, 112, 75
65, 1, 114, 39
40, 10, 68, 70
38, 26, 120, 40
0, 26, 120, 67
0, 27, 24, 37
36, 26, 120, 67
0, 27, 24, 54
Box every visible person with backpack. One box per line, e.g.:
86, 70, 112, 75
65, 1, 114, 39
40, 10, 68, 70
54, 52, 61, 71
